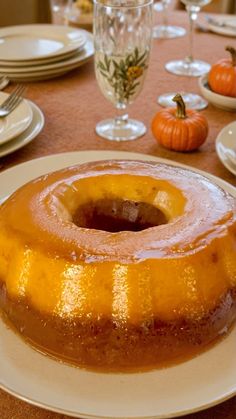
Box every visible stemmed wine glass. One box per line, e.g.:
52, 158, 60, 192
50, 0, 73, 25
157, 90, 208, 110
153, 1, 163, 12
94, 0, 153, 141
165, 0, 212, 76
157, 0, 211, 109
153, 0, 186, 39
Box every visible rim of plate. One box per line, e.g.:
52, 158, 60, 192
0, 24, 87, 62
0, 32, 93, 75
0, 92, 33, 146
0, 48, 82, 68
1, 381, 236, 419
0, 150, 236, 419
2, 53, 93, 82
0, 99, 44, 157
0, 150, 234, 196
207, 15, 236, 37
216, 121, 236, 176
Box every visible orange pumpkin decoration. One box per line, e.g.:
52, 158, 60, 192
208, 46, 236, 98
152, 94, 208, 152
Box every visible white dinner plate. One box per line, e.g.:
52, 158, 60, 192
0, 49, 82, 68
0, 100, 44, 157
0, 92, 33, 146
207, 15, 236, 37
0, 150, 236, 419
216, 121, 236, 176
0, 25, 86, 62
0, 31, 92, 74
0, 33, 94, 82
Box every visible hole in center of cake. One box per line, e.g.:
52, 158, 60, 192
72, 199, 168, 232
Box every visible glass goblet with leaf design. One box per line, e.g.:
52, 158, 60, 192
94, 0, 153, 142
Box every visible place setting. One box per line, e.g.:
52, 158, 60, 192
0, 81, 44, 157
153, 0, 235, 115
203, 13, 236, 37
0, 24, 94, 81
156, 0, 213, 111
152, 0, 236, 182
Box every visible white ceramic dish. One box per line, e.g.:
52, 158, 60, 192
199, 75, 236, 112
0, 92, 33, 145
0, 49, 82, 68
0, 25, 86, 62
0, 31, 92, 74
0, 100, 44, 157
0, 150, 235, 419
206, 15, 236, 38
216, 120, 236, 176
0, 33, 94, 82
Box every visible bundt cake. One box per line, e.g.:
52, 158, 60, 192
0, 160, 235, 371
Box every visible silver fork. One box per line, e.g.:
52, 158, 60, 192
0, 84, 26, 118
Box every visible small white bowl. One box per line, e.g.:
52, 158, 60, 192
199, 75, 236, 112
216, 120, 236, 176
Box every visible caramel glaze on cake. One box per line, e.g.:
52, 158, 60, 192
0, 160, 236, 371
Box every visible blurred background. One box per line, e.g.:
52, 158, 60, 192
0, 0, 235, 27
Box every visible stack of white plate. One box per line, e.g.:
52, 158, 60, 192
0, 92, 44, 157
0, 25, 94, 82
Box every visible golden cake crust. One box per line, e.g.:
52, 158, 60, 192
0, 160, 235, 261
0, 160, 236, 371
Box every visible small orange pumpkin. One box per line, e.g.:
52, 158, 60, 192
208, 46, 236, 98
152, 94, 208, 152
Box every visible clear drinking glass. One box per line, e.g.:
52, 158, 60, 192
94, 0, 153, 142
153, 0, 186, 39
50, 0, 73, 25
165, 0, 212, 76
153, 1, 164, 12
157, 91, 208, 110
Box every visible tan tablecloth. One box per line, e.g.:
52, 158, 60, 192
0, 10, 236, 419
